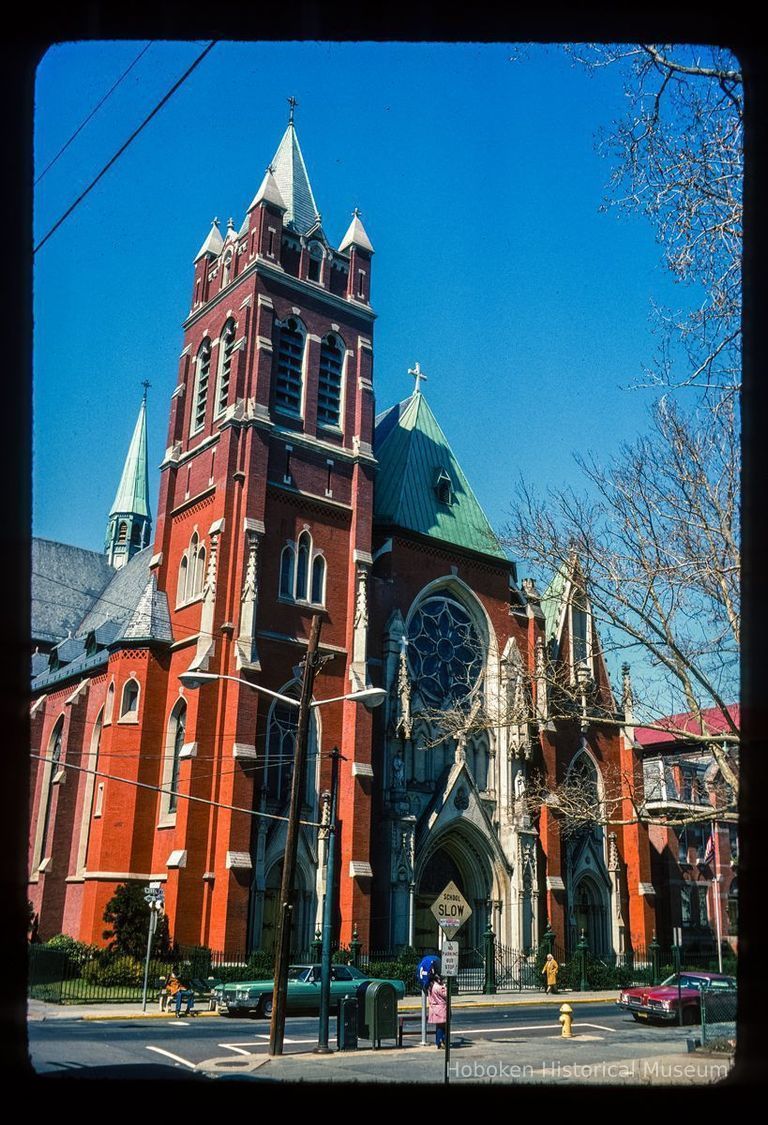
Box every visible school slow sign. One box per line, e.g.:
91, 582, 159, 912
431, 880, 472, 937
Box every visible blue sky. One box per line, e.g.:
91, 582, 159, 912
34, 41, 692, 567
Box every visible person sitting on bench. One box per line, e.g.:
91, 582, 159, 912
166, 970, 195, 1017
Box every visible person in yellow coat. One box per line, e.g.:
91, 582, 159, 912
542, 953, 559, 994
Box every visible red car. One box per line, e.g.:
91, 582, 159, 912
617, 971, 737, 1025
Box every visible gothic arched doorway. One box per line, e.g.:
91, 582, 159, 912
572, 875, 609, 956
261, 860, 314, 956
414, 834, 491, 951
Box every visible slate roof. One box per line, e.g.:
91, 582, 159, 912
194, 218, 225, 262
269, 122, 320, 235
32, 545, 172, 691
373, 392, 508, 562
31, 539, 114, 646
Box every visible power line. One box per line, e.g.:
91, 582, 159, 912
30, 752, 323, 828
34, 40, 217, 255
35, 42, 153, 186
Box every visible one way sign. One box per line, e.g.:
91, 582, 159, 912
431, 881, 472, 936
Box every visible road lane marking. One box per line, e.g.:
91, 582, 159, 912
459, 1023, 616, 1035
146, 1046, 197, 1069
252, 1034, 316, 1043
217, 1044, 252, 1056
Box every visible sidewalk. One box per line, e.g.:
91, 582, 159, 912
28, 989, 620, 1022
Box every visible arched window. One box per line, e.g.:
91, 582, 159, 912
216, 319, 236, 416
571, 588, 589, 669
280, 545, 295, 598
274, 318, 304, 416
120, 678, 140, 719
77, 709, 103, 874
470, 732, 490, 791
567, 749, 603, 842
168, 702, 187, 814
195, 544, 206, 596
39, 717, 64, 864
117, 522, 128, 543
104, 681, 115, 725
296, 532, 310, 600
318, 333, 343, 427
311, 554, 326, 605
191, 340, 211, 434
265, 691, 318, 806
177, 554, 189, 605
407, 595, 485, 709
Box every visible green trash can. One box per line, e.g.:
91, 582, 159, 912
364, 980, 398, 1048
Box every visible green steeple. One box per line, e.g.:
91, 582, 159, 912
374, 384, 508, 562
105, 392, 152, 569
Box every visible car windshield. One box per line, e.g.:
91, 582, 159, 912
659, 974, 704, 989
287, 967, 312, 982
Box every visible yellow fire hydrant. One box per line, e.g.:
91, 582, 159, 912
559, 1003, 574, 1038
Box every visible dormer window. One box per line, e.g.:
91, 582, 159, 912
307, 242, 324, 283
435, 469, 453, 506
85, 632, 97, 657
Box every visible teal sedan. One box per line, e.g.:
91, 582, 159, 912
214, 963, 406, 1018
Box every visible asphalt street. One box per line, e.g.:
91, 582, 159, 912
28, 1000, 732, 1084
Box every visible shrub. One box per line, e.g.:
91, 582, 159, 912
81, 953, 145, 987
244, 950, 274, 980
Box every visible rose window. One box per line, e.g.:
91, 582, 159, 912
407, 597, 484, 707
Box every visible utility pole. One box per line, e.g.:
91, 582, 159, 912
315, 746, 342, 1053
269, 614, 323, 1056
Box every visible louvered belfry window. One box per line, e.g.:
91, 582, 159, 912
318, 334, 343, 427
217, 320, 236, 415
274, 318, 304, 416
193, 341, 211, 432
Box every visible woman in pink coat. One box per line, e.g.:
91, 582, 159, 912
427, 971, 448, 1048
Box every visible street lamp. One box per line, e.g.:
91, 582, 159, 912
179, 614, 386, 1055
179, 670, 386, 712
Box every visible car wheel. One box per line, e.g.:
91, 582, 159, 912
259, 995, 274, 1019
219, 1009, 236, 1018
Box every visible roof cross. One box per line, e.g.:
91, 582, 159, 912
288, 95, 299, 124
141, 380, 151, 401
408, 361, 428, 395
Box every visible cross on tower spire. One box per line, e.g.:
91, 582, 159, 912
408, 362, 428, 396
141, 380, 151, 402
287, 95, 298, 124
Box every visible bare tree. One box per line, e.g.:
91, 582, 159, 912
501, 391, 739, 801
567, 43, 742, 398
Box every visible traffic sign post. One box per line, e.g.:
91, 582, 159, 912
142, 884, 165, 1012
431, 883, 472, 1085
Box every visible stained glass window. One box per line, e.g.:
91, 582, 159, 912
406, 596, 484, 708
265, 697, 317, 804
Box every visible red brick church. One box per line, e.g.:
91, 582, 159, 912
30, 110, 659, 959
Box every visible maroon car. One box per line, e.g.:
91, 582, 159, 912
617, 971, 737, 1025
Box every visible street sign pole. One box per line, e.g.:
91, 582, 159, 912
430, 883, 472, 1086
142, 884, 164, 1012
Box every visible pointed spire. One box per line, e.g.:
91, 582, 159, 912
247, 165, 287, 214
105, 392, 152, 569
267, 118, 320, 233
194, 217, 224, 262
110, 396, 151, 520
339, 207, 374, 254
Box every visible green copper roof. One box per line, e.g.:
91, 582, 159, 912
110, 398, 151, 519
374, 392, 508, 561
541, 563, 568, 648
